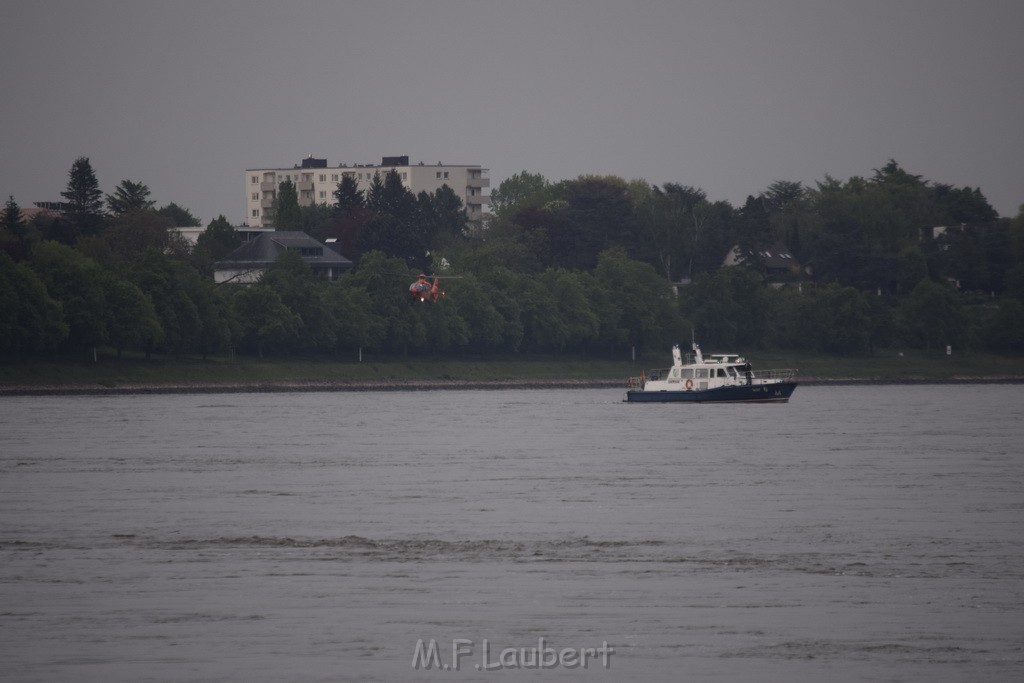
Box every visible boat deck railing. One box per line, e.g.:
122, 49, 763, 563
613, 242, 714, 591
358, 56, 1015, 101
757, 369, 797, 382
629, 367, 796, 389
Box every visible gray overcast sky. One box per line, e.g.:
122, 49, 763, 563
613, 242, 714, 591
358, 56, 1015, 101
2, 0, 1022, 225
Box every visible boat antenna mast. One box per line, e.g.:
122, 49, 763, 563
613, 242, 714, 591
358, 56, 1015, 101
690, 327, 703, 363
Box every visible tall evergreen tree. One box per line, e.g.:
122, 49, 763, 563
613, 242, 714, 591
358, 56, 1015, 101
366, 172, 385, 210
196, 215, 242, 261
157, 202, 201, 227
378, 169, 416, 217
2, 196, 25, 238
274, 180, 301, 230
1, 195, 31, 260
60, 156, 106, 240
332, 175, 364, 214
106, 179, 155, 215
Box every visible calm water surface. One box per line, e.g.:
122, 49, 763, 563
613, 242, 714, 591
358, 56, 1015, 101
1, 385, 1023, 681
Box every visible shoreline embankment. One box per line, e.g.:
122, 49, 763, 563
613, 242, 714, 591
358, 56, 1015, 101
2, 376, 1023, 397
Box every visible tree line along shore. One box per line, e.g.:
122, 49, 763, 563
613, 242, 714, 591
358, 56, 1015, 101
3, 158, 1024, 365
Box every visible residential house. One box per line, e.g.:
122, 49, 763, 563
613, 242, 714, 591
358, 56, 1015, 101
723, 243, 802, 284
213, 231, 353, 284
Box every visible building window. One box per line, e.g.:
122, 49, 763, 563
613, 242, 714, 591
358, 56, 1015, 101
402, 172, 407, 180
319, 191, 326, 199
332, 174, 338, 182
436, 171, 442, 178
319, 174, 326, 182
444, 171, 449, 179
289, 246, 323, 257
252, 192, 258, 201
251, 176, 258, 184
252, 209, 259, 217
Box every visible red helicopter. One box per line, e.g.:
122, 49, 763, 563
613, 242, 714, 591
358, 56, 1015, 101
408, 274, 459, 302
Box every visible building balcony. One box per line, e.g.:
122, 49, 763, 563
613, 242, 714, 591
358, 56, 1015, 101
261, 197, 275, 209
260, 181, 276, 192
467, 176, 490, 189
297, 181, 314, 192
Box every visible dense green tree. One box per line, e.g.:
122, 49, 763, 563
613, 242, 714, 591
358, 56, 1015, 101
321, 176, 371, 257
475, 267, 525, 351
560, 176, 635, 269
1004, 263, 1024, 302
506, 176, 638, 271
931, 222, 1014, 294
274, 180, 301, 231
358, 213, 427, 270
378, 169, 416, 216
101, 274, 162, 358
1, 196, 32, 261
2, 196, 26, 240
489, 171, 548, 218
365, 172, 385, 209
815, 285, 872, 354
322, 278, 384, 352
593, 248, 685, 353
515, 274, 566, 352
333, 174, 365, 213
415, 293, 469, 352
342, 250, 425, 352
446, 222, 540, 275
427, 185, 469, 243
688, 198, 736, 279
260, 250, 338, 350
682, 267, 767, 349
356, 172, 433, 270
128, 251, 202, 356
984, 298, 1024, 351
0, 252, 68, 353
76, 210, 175, 269
106, 180, 155, 215
57, 157, 106, 242
507, 203, 570, 270
157, 202, 201, 227
448, 274, 505, 351
900, 279, 969, 351
28, 241, 109, 354
195, 215, 242, 262
539, 268, 599, 351
299, 203, 334, 242
183, 271, 236, 358
637, 183, 708, 281
933, 183, 998, 224
231, 284, 301, 357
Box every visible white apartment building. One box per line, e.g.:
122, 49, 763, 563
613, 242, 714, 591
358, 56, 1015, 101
244, 155, 489, 228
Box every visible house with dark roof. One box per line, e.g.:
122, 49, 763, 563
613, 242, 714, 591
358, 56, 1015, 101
723, 243, 801, 283
213, 231, 353, 284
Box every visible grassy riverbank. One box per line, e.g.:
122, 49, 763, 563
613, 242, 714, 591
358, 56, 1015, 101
2, 347, 1024, 393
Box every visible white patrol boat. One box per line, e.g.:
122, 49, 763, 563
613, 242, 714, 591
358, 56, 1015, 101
625, 343, 797, 403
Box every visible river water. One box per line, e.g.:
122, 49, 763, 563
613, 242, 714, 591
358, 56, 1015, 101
1, 385, 1023, 682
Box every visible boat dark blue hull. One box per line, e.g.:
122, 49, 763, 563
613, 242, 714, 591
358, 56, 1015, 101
625, 382, 797, 403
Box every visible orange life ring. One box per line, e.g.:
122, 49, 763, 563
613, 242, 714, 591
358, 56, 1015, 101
684, 379, 693, 390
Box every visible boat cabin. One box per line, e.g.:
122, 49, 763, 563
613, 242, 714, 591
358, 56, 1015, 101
626, 343, 797, 402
